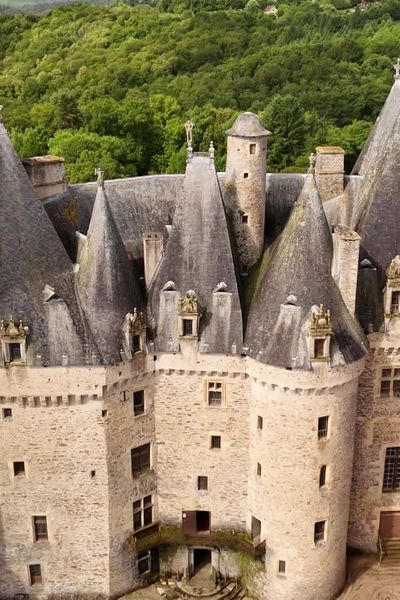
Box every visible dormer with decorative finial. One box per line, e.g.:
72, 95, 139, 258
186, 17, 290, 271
0, 316, 28, 365
121, 308, 147, 360
307, 304, 333, 361
178, 290, 201, 338
384, 256, 400, 330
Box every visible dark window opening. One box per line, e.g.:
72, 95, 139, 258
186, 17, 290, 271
29, 564, 42, 585
257, 416, 263, 430
239, 212, 249, 224
318, 416, 329, 440
381, 380, 391, 397
183, 319, 193, 336
131, 443, 151, 477
251, 516, 261, 543
210, 435, 221, 449
33, 516, 48, 541
380, 368, 400, 397
137, 550, 151, 575
197, 476, 208, 491
391, 291, 400, 313
101, 410, 107, 418
132, 334, 141, 353
314, 338, 325, 358
208, 382, 222, 406
9, 343, 21, 362
196, 510, 210, 532
249, 143, 256, 155
319, 465, 327, 488
314, 520, 326, 544
257, 463, 262, 476
3, 408, 12, 418
133, 390, 145, 416
193, 548, 211, 574
243, 172, 249, 179
278, 560, 286, 574
383, 447, 400, 492
133, 495, 153, 531
90, 470, 96, 478
13, 461, 25, 476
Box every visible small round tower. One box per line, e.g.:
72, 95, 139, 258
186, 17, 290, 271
225, 112, 270, 270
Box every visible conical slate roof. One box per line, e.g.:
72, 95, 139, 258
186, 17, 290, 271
76, 182, 143, 363
150, 153, 242, 353
353, 78, 400, 274
246, 175, 366, 368
226, 112, 270, 138
0, 120, 82, 363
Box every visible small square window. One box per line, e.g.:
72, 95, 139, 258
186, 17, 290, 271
197, 476, 208, 491
2, 408, 12, 419
210, 435, 221, 449
278, 560, 286, 574
243, 172, 249, 179
249, 143, 256, 155
318, 416, 329, 440
183, 319, 193, 336
29, 564, 42, 585
257, 463, 262, 476
13, 461, 25, 477
133, 390, 145, 416
257, 416, 263, 430
314, 520, 326, 544
137, 550, 151, 575
207, 381, 223, 406
240, 213, 249, 224
33, 516, 48, 541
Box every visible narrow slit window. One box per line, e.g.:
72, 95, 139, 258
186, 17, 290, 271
314, 520, 326, 544
319, 465, 327, 488
278, 560, 286, 574
257, 416, 263, 430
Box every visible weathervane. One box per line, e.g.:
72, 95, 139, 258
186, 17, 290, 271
394, 58, 400, 80
308, 152, 316, 174
94, 167, 105, 189
184, 120, 194, 158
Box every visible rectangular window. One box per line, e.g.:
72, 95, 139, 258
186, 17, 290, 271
33, 516, 48, 541
251, 516, 261, 541
239, 213, 249, 224
257, 462, 262, 476
319, 465, 327, 488
314, 338, 325, 358
13, 461, 25, 476
197, 476, 208, 491
133, 390, 145, 416
314, 520, 326, 544
243, 172, 249, 179
257, 416, 263, 430
278, 560, 286, 574
207, 381, 223, 406
183, 319, 193, 336
383, 447, 400, 492
380, 368, 400, 397
137, 550, 151, 575
2, 408, 12, 419
9, 343, 21, 362
210, 435, 221, 449
318, 416, 329, 440
391, 291, 400, 313
131, 444, 151, 477
133, 495, 153, 531
249, 143, 256, 155
132, 334, 141, 353
29, 564, 42, 585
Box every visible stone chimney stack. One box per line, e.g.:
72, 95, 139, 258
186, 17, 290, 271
331, 225, 360, 317
143, 233, 164, 290
23, 155, 67, 201
315, 146, 344, 202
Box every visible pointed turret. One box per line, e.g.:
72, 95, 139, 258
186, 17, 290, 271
246, 175, 366, 368
76, 172, 143, 363
0, 116, 82, 364
150, 152, 242, 353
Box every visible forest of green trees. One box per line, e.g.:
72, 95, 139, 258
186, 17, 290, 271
1, 0, 400, 181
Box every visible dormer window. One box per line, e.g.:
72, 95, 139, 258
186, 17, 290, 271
178, 291, 201, 339
121, 309, 146, 360
391, 291, 400, 313
314, 339, 325, 358
0, 317, 27, 365
308, 305, 333, 362
385, 257, 400, 321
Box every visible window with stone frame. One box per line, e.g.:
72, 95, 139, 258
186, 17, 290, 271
33, 516, 48, 541
197, 476, 208, 491
131, 443, 151, 477
380, 368, 400, 397
317, 416, 329, 440
391, 290, 400, 313
207, 381, 224, 406
383, 447, 400, 492
133, 390, 145, 416
29, 564, 42, 585
133, 495, 153, 531
182, 319, 193, 336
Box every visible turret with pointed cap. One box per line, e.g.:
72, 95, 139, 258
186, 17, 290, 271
246, 174, 366, 368
75, 171, 143, 363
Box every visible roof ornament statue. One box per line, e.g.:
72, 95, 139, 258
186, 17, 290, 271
394, 58, 400, 81
0, 316, 26, 338
387, 255, 400, 286
94, 167, 105, 189
209, 140, 215, 159
308, 152, 316, 174
310, 304, 333, 336
178, 290, 200, 315
121, 308, 146, 335
184, 120, 195, 159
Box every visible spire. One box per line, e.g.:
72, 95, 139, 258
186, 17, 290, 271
76, 176, 143, 363
245, 175, 366, 368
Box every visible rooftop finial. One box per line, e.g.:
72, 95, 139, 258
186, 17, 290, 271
394, 58, 400, 80
94, 167, 105, 189
308, 152, 316, 174
184, 119, 194, 158
0, 105, 3, 123
209, 140, 215, 159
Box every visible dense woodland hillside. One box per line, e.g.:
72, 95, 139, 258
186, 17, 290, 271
1, 0, 400, 181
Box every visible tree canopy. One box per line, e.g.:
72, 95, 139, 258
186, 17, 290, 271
1, 0, 399, 181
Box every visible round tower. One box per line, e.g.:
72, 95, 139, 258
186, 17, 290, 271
225, 112, 270, 270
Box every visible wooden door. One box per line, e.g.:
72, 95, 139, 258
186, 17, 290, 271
379, 511, 400, 538
182, 510, 197, 534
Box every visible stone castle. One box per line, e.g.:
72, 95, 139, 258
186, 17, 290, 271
2, 64, 400, 600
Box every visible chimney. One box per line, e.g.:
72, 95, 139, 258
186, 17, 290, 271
332, 225, 360, 317
23, 155, 67, 201
315, 146, 344, 202
143, 233, 164, 289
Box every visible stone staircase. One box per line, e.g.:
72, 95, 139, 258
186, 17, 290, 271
380, 537, 400, 566
156, 578, 247, 599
